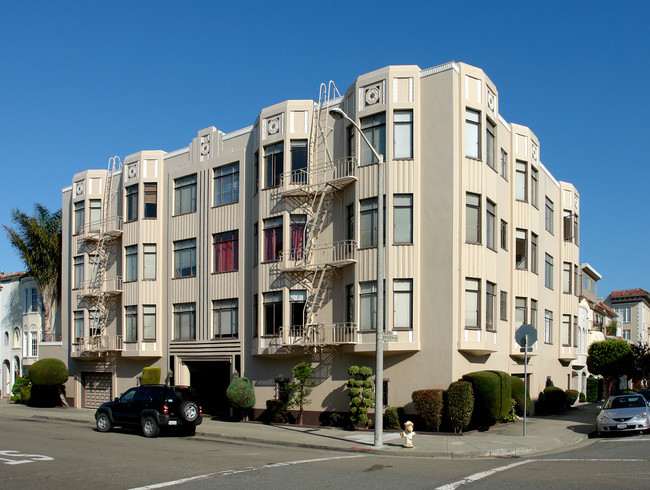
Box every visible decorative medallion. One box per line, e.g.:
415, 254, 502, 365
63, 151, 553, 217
128, 164, 137, 178
365, 87, 380, 105
75, 182, 84, 196
532, 145, 538, 161
487, 92, 495, 111
268, 118, 280, 135
200, 142, 210, 156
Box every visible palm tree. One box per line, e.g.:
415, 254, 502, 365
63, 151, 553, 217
4, 204, 62, 337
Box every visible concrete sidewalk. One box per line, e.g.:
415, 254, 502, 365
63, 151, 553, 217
0, 400, 599, 458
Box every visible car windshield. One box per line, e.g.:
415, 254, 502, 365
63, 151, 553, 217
605, 396, 646, 409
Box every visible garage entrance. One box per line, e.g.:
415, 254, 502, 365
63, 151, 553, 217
82, 372, 112, 408
186, 361, 231, 417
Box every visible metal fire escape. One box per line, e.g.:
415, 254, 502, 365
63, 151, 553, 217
277, 82, 358, 348
76, 156, 124, 356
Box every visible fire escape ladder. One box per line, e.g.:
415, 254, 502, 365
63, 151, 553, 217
304, 267, 331, 326
89, 156, 121, 341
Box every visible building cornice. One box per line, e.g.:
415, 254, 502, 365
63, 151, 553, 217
420, 62, 459, 78
164, 147, 190, 159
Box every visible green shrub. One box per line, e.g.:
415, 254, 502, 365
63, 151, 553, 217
328, 412, 343, 427
579, 392, 586, 403
28, 358, 68, 386
266, 399, 287, 423
226, 377, 255, 411
384, 407, 405, 430
141, 367, 161, 385
586, 376, 600, 402
446, 380, 474, 433
565, 389, 579, 407
347, 365, 374, 428
412, 389, 444, 431
11, 377, 31, 404
462, 371, 509, 428
510, 376, 531, 416
543, 386, 567, 414
499, 399, 518, 423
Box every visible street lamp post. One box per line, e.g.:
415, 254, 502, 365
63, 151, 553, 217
329, 108, 385, 448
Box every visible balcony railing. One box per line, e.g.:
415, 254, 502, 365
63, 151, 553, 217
41, 332, 62, 343
77, 276, 123, 297
280, 323, 357, 347
72, 335, 123, 355
78, 217, 123, 242
278, 240, 356, 271
279, 157, 357, 196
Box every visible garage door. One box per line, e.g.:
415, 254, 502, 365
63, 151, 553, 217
83, 372, 112, 408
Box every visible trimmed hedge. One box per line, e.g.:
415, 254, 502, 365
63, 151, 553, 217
384, 406, 405, 430
141, 367, 161, 385
447, 381, 474, 433
543, 386, 567, 414
28, 358, 68, 386
266, 399, 287, 423
586, 376, 601, 402
565, 389, 579, 407
510, 375, 531, 416
462, 370, 511, 428
579, 392, 586, 403
412, 389, 444, 431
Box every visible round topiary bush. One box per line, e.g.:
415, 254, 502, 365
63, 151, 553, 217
565, 389, 579, 407
28, 358, 68, 385
226, 377, 256, 412
141, 367, 161, 385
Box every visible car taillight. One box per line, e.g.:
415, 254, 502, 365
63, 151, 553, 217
199, 405, 203, 415
163, 404, 169, 415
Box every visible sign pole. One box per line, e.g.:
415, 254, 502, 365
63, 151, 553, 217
523, 335, 528, 437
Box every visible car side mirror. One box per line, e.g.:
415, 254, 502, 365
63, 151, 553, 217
114, 397, 120, 402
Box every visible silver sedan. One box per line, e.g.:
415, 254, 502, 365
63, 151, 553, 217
597, 394, 650, 435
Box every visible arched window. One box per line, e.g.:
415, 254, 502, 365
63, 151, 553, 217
12, 328, 20, 348
3, 331, 8, 346
13, 356, 20, 379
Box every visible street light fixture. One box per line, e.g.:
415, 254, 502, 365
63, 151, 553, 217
329, 107, 385, 448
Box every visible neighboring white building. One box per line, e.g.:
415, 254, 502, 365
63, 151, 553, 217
59, 61, 584, 419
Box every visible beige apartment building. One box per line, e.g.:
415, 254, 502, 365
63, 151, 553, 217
60, 61, 582, 418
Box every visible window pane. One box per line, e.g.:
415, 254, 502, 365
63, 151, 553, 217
393, 279, 412, 329
465, 278, 480, 328
394, 194, 413, 244
394, 111, 413, 159
465, 109, 480, 159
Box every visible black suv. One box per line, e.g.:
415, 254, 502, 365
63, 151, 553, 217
95, 385, 202, 437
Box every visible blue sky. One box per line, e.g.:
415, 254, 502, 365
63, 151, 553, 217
1, 1, 648, 296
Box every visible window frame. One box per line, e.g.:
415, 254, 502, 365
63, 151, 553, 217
545, 197, 554, 234
74, 201, 85, 235
486, 119, 496, 170
173, 238, 196, 278
174, 174, 197, 216
515, 160, 527, 202
393, 194, 413, 245
144, 183, 157, 219
545, 253, 554, 289
143, 305, 156, 341
125, 184, 138, 222
515, 229, 528, 270
360, 112, 386, 165
173, 303, 196, 341
263, 291, 282, 336
486, 199, 496, 251
465, 278, 481, 330
263, 217, 283, 263
213, 230, 239, 273
213, 162, 240, 207
465, 109, 480, 160
545, 309, 553, 344
143, 244, 156, 281
125, 245, 137, 282
486, 282, 496, 331
125, 305, 137, 342
212, 299, 239, 338
394, 110, 413, 159
290, 141, 308, 184
264, 142, 284, 189
465, 193, 481, 244
393, 279, 413, 330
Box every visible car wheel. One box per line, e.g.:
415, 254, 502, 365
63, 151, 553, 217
96, 413, 112, 433
180, 401, 199, 423
141, 416, 160, 438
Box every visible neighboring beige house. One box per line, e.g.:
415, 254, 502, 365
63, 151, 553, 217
604, 289, 650, 344
60, 61, 583, 418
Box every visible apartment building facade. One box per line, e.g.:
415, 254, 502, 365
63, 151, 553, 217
604, 289, 650, 344
60, 62, 583, 416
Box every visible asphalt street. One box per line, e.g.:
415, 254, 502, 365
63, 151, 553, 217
1, 416, 650, 489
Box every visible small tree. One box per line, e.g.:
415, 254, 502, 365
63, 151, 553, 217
347, 366, 375, 428
226, 376, 256, 420
587, 339, 635, 398
287, 362, 315, 425
630, 342, 650, 385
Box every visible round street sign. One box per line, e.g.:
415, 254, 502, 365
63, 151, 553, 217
515, 324, 538, 348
